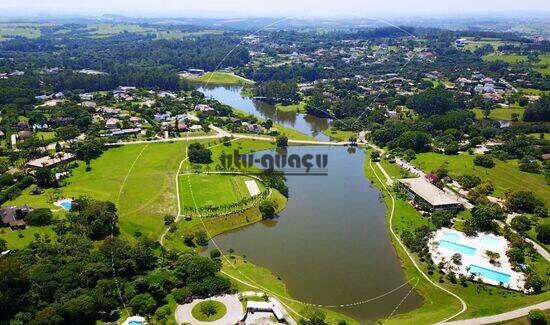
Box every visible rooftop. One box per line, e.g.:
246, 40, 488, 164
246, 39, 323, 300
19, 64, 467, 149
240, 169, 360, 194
399, 177, 460, 207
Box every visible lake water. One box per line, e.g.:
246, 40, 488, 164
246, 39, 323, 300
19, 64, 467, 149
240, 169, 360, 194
204, 146, 422, 322
197, 84, 332, 141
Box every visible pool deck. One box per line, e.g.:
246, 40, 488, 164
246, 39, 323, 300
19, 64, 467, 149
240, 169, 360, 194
429, 228, 524, 291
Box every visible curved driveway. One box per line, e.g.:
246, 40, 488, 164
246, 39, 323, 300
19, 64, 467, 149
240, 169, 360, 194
175, 294, 244, 325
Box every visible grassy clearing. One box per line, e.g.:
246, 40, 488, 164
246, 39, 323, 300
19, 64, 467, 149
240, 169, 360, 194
0, 226, 56, 250
322, 128, 356, 141
364, 152, 550, 324
274, 102, 306, 113
191, 72, 254, 85
472, 108, 524, 121
482, 54, 529, 64
0, 24, 42, 40
412, 152, 549, 206
223, 255, 359, 324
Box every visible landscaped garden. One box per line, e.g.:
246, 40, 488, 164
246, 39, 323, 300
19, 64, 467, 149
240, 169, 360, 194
191, 300, 227, 322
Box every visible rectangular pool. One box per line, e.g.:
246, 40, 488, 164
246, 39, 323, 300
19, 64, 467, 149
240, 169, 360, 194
469, 264, 511, 284
480, 235, 501, 246
438, 240, 477, 255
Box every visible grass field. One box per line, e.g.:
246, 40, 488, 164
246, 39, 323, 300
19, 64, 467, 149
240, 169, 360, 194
191, 72, 254, 85
364, 152, 550, 324
411, 152, 549, 207
482, 54, 529, 64
0, 226, 57, 250
0, 24, 43, 40
322, 128, 357, 141
274, 102, 306, 113
472, 108, 524, 120
179, 174, 263, 209
2, 138, 277, 248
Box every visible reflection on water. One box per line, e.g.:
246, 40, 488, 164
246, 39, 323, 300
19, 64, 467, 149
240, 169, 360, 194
204, 146, 422, 322
197, 84, 332, 141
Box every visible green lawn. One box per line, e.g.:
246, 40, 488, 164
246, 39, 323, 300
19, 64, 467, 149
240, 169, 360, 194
0, 24, 42, 40
191, 300, 227, 322
472, 108, 524, 121
482, 53, 529, 64
274, 102, 306, 113
232, 108, 315, 141
0, 226, 56, 250
191, 72, 254, 85
322, 128, 357, 141
412, 152, 549, 207
179, 174, 262, 209
364, 152, 550, 324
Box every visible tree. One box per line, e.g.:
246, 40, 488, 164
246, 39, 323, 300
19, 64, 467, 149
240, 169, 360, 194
506, 191, 543, 213
397, 131, 432, 152
431, 210, 454, 229
524, 273, 545, 293
276, 135, 288, 148
129, 293, 157, 316
468, 203, 503, 231
34, 306, 64, 325
456, 174, 481, 189
536, 224, 550, 244
370, 151, 381, 162
200, 300, 218, 316
210, 249, 221, 259
474, 155, 495, 168
62, 294, 95, 324
528, 309, 547, 325
24, 208, 53, 226
35, 167, 55, 187
171, 287, 193, 304
0, 258, 29, 320
0, 238, 6, 251
259, 201, 276, 219
188, 143, 212, 164
510, 215, 531, 232
195, 231, 209, 246
534, 206, 548, 219
506, 248, 525, 264
519, 156, 542, 174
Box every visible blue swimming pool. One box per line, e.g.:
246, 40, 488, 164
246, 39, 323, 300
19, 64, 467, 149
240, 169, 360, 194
60, 201, 72, 211
438, 240, 477, 255
128, 321, 143, 325
469, 264, 511, 284
442, 232, 460, 242
480, 235, 500, 246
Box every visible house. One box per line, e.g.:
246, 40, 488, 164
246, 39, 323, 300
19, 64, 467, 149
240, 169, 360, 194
17, 122, 29, 131
107, 128, 141, 137
0, 130, 4, 138
105, 118, 120, 129
54, 92, 65, 99
100, 107, 122, 117
188, 68, 205, 76
33, 123, 49, 131
154, 113, 170, 123
79, 93, 94, 101
399, 177, 461, 210
129, 116, 142, 124
455, 38, 467, 47
158, 91, 177, 99
244, 301, 285, 323
177, 121, 188, 132
247, 124, 263, 133
17, 130, 33, 140
189, 125, 203, 131
0, 206, 32, 229
195, 104, 215, 114
27, 152, 75, 168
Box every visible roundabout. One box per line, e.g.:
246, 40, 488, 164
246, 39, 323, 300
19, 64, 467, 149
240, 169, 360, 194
175, 294, 244, 324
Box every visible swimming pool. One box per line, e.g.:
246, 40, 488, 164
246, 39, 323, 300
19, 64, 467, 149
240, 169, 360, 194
481, 235, 501, 246
60, 201, 72, 211
128, 321, 143, 325
438, 240, 477, 255
442, 232, 460, 242
469, 264, 511, 284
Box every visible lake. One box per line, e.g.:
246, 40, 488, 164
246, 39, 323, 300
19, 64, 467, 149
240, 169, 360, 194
204, 146, 422, 322
197, 84, 332, 141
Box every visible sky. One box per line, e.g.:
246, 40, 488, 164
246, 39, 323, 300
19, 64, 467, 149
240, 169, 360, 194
0, 0, 549, 18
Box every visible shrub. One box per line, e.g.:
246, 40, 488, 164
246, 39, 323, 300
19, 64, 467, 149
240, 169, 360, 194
536, 224, 550, 244
510, 215, 531, 232
528, 309, 547, 325
25, 208, 53, 226
474, 155, 495, 168
259, 201, 276, 219
172, 287, 193, 304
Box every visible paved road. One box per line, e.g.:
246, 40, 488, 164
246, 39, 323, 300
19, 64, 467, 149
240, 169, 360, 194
443, 300, 550, 325
175, 294, 244, 325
